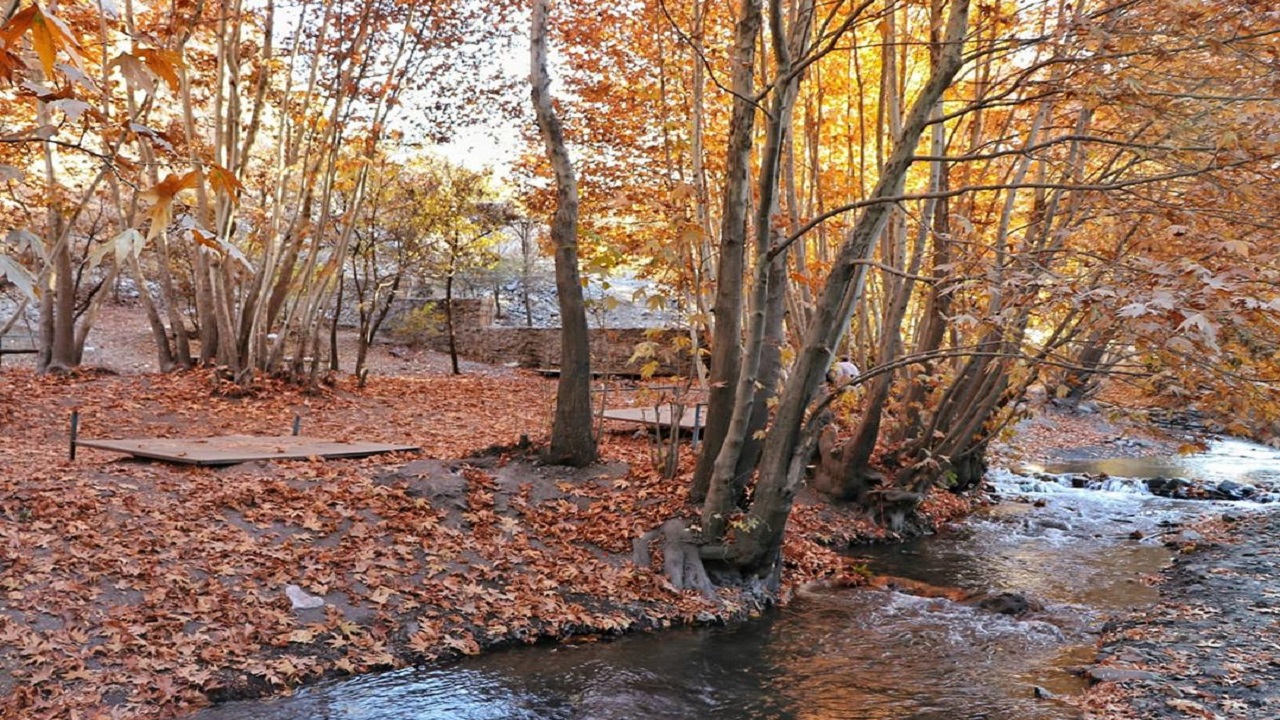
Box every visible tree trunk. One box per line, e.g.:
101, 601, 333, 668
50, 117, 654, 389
329, 269, 343, 372
732, 246, 789, 495
44, 231, 78, 372
36, 93, 76, 373
1056, 331, 1114, 407
826, 8, 949, 500
515, 220, 536, 328
723, 0, 971, 578
445, 271, 460, 375
702, 0, 813, 538
532, 0, 597, 467
131, 258, 177, 372
690, 0, 764, 501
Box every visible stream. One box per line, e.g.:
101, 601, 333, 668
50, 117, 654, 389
197, 439, 1280, 720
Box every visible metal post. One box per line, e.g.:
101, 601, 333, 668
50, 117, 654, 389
69, 410, 79, 460
292, 414, 302, 436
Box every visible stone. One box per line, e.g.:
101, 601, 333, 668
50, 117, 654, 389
1038, 518, 1072, 532
1164, 529, 1204, 547
1213, 480, 1255, 501
978, 592, 1040, 616
1087, 666, 1162, 683
1146, 476, 1192, 497
1033, 685, 1058, 700
1199, 664, 1232, 679
285, 584, 325, 610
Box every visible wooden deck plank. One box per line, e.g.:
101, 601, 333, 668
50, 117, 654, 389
601, 406, 704, 431
75, 435, 419, 466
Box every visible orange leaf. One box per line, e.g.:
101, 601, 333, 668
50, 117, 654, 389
191, 228, 220, 251
208, 164, 244, 204
0, 6, 36, 49
136, 48, 185, 93
0, 48, 22, 85
144, 170, 200, 202
28, 7, 58, 78
141, 171, 199, 239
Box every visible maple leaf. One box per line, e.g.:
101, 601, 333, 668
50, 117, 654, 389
135, 47, 185, 93
208, 163, 244, 204
141, 171, 200, 240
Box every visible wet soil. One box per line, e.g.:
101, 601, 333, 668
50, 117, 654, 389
1082, 511, 1280, 719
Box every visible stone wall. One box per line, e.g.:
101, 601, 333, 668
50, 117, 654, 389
396, 299, 690, 375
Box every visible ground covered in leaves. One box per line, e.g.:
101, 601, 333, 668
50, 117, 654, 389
0, 366, 970, 719
1080, 512, 1280, 719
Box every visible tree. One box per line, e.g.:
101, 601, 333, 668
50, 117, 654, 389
702, 0, 973, 583
413, 161, 507, 375
337, 155, 420, 382
523, 0, 1279, 597
0, 0, 518, 381
688, 0, 763, 501
531, 0, 597, 467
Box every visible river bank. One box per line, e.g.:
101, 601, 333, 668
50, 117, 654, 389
1, 343, 1252, 719
1079, 510, 1280, 719
193, 409, 1264, 720
0, 366, 968, 719
999, 407, 1280, 718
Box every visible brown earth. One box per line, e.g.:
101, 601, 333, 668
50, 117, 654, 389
1, 305, 950, 719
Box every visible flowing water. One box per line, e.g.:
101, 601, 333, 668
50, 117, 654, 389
197, 439, 1280, 720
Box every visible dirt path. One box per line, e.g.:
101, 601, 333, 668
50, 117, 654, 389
2, 302, 512, 378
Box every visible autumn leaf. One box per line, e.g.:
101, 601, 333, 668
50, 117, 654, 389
135, 47, 185, 93
86, 228, 147, 270
208, 163, 244, 204
28, 8, 60, 78
111, 52, 154, 94
4, 4, 82, 79
0, 6, 36, 48
0, 46, 22, 85
0, 253, 37, 301
141, 171, 200, 240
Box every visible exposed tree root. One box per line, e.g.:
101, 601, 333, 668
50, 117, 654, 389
632, 519, 717, 598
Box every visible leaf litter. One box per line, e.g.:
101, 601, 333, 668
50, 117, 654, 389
0, 368, 947, 718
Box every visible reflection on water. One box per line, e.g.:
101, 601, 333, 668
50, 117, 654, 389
857, 503, 1167, 612
198, 591, 1087, 720
1027, 438, 1280, 487
197, 439, 1280, 720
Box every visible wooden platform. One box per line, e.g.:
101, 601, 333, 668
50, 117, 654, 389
0, 335, 37, 365
75, 435, 419, 466
601, 405, 705, 431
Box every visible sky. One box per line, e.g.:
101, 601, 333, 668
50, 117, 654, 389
436, 116, 524, 180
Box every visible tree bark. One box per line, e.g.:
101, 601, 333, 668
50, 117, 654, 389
532, 0, 597, 467
702, 0, 812, 537
445, 269, 460, 375
725, 0, 971, 577
690, 0, 764, 501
